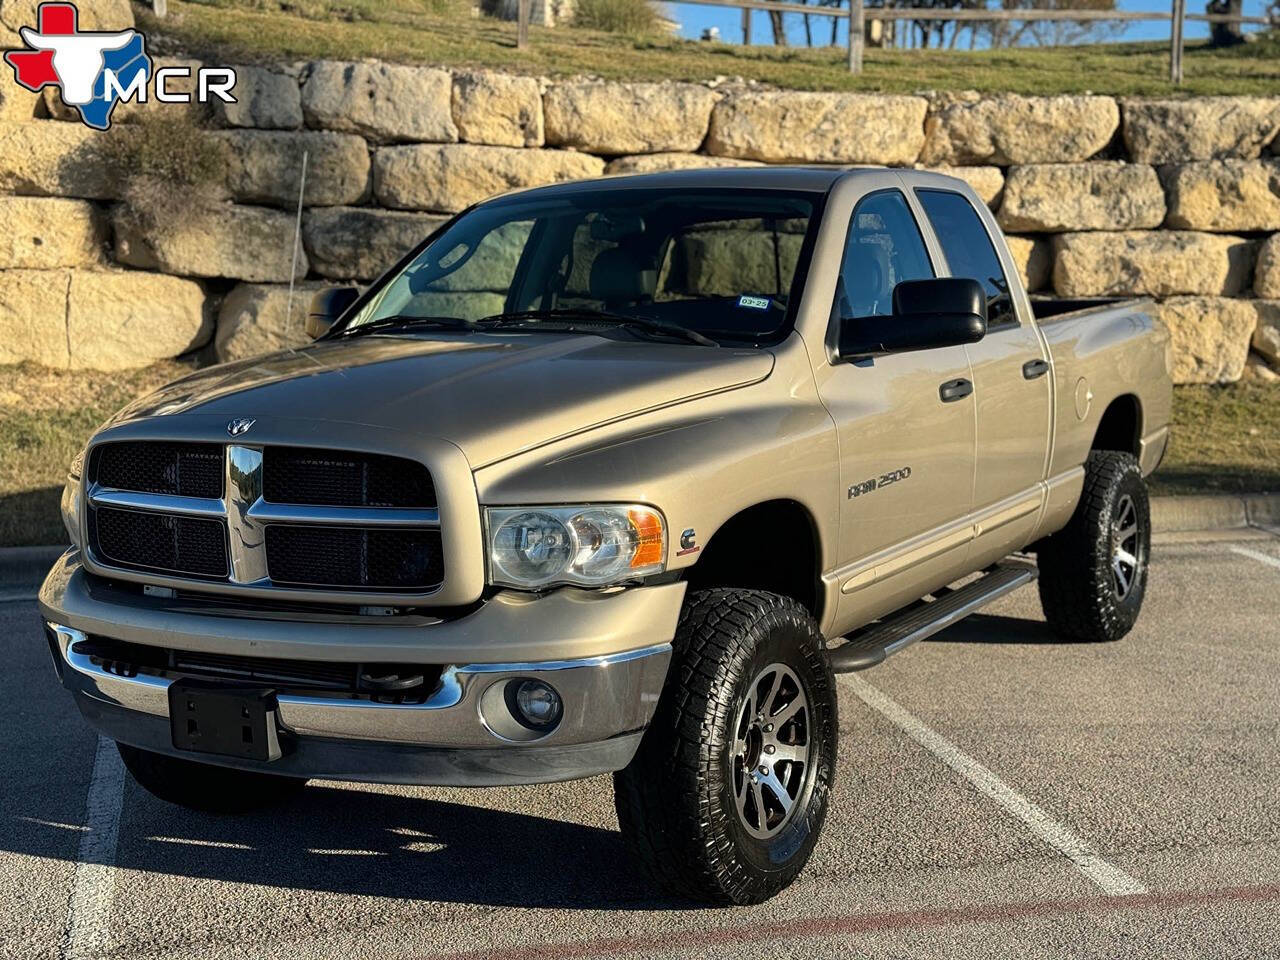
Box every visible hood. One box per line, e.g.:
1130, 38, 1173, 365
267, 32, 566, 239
110, 333, 775, 467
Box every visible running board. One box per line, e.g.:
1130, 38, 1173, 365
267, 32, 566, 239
828, 562, 1039, 673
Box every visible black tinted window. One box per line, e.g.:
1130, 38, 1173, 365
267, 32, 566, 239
837, 190, 934, 319
916, 189, 1015, 326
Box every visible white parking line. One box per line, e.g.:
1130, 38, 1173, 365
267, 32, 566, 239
146, 836, 253, 851
61, 735, 125, 960
1229, 545, 1280, 571
845, 674, 1148, 897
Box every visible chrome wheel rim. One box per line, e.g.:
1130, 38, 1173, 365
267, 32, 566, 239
731, 663, 810, 840
1111, 494, 1141, 600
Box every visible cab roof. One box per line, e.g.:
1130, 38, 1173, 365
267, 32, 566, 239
485, 165, 972, 206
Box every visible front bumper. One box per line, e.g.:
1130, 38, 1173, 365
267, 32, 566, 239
40, 552, 682, 786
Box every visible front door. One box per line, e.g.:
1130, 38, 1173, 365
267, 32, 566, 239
812, 187, 977, 632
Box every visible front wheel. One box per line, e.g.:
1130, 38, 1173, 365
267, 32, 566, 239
117, 743, 308, 814
613, 589, 837, 904
1037, 450, 1151, 642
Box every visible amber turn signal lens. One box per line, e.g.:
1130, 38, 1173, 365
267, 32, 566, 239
629, 509, 665, 568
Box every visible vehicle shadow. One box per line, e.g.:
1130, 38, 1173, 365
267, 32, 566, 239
3, 603, 696, 912
9, 774, 696, 910
925, 613, 1063, 645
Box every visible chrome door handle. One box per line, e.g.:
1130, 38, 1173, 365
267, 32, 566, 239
939, 378, 973, 403
1022, 358, 1049, 379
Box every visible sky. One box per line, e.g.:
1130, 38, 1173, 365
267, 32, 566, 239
668, 0, 1272, 47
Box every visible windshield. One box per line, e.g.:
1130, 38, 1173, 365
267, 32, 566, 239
339, 187, 821, 345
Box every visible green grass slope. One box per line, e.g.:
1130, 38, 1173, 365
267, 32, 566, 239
147, 1, 1280, 96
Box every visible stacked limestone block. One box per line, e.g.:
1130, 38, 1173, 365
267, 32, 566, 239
0, 48, 1277, 378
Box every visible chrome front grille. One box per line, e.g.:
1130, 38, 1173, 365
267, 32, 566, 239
92, 441, 223, 498
262, 447, 436, 509
90, 507, 229, 578
85, 441, 444, 593
264, 526, 444, 589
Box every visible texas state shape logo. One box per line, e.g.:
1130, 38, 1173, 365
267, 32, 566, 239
3, 2, 151, 130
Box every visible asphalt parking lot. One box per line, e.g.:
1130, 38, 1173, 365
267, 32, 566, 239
3, 533, 1280, 960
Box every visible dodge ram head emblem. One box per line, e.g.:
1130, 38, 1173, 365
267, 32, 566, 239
226, 418, 255, 437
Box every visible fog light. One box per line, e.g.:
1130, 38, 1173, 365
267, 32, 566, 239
511, 679, 562, 730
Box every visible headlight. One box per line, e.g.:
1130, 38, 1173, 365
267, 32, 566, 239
486, 504, 665, 589
62, 447, 86, 546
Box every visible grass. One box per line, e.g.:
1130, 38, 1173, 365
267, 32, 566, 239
0, 361, 1275, 546
571, 0, 661, 35
139, 1, 1280, 96
0, 362, 194, 547
1150, 382, 1280, 496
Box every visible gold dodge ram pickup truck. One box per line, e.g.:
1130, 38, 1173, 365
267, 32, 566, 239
40, 168, 1172, 904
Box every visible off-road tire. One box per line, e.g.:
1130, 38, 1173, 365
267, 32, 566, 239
117, 743, 308, 814
1037, 450, 1151, 642
613, 589, 837, 905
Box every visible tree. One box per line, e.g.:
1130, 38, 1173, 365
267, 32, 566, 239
891, 0, 991, 49
818, 0, 844, 43
1205, 0, 1246, 46
765, 8, 785, 43
985, 0, 1123, 47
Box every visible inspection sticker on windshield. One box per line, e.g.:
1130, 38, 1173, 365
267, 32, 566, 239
737, 295, 771, 310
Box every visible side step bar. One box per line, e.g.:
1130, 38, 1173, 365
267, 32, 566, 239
828, 561, 1039, 674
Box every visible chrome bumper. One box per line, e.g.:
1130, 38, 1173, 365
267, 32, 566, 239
40, 554, 681, 786
48, 623, 670, 786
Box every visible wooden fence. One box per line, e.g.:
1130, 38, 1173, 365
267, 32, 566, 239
675, 0, 1274, 79
150, 0, 1271, 84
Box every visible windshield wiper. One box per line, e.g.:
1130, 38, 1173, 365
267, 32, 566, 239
476, 309, 719, 348
332, 315, 478, 339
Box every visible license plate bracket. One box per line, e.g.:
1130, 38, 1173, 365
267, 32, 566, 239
168, 682, 283, 762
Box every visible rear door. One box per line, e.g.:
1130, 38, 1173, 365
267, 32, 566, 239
913, 186, 1052, 562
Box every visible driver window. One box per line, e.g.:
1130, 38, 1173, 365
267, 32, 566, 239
837, 191, 934, 320
915, 189, 1017, 327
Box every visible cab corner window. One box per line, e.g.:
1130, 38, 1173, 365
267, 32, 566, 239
837, 190, 934, 321
916, 189, 1017, 328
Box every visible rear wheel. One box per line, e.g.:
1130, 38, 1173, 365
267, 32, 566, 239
117, 743, 308, 814
1037, 450, 1151, 642
613, 588, 837, 904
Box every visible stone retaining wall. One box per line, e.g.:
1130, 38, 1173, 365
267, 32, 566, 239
1, 62, 1279, 384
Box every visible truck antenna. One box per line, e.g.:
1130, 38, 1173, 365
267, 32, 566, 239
286, 149, 309, 337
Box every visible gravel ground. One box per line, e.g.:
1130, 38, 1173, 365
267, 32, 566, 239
3, 535, 1279, 959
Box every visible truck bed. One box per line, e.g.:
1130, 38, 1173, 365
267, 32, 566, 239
1029, 296, 1152, 322
1029, 293, 1170, 485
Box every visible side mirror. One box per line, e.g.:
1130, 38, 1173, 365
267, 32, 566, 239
836, 277, 987, 361
306, 286, 360, 339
